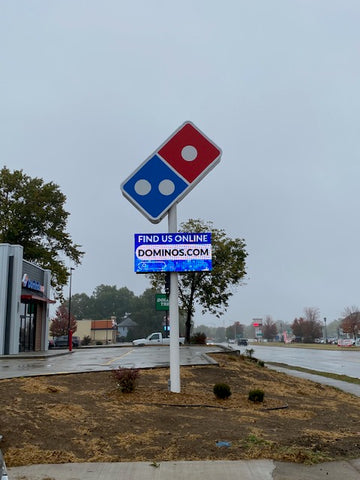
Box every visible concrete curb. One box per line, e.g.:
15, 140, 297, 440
7, 459, 360, 480
8, 460, 276, 480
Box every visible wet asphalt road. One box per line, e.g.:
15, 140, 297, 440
0, 345, 221, 379
225, 343, 360, 396
246, 344, 360, 378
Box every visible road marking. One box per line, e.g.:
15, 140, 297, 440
101, 349, 134, 366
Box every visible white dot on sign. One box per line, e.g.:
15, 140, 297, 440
159, 179, 175, 196
134, 179, 151, 195
181, 145, 198, 161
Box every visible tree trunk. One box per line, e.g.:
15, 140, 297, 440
185, 309, 192, 344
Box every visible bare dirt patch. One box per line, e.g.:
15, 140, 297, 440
1, 352, 360, 466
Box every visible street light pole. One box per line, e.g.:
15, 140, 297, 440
68, 267, 75, 351
323, 317, 327, 344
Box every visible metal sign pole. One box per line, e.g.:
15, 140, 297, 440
168, 204, 180, 393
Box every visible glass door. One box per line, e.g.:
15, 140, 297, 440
19, 303, 37, 352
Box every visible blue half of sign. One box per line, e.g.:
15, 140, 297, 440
135, 258, 212, 273
121, 155, 188, 223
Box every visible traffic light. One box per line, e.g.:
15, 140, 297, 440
165, 272, 170, 295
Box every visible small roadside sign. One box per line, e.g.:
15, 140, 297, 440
155, 294, 169, 311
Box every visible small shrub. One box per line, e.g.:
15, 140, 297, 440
95, 340, 103, 345
81, 335, 92, 346
190, 332, 207, 344
257, 360, 265, 367
113, 367, 140, 393
213, 383, 232, 399
248, 388, 265, 403
245, 348, 254, 358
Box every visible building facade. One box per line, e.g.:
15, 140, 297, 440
0, 244, 54, 355
91, 319, 117, 344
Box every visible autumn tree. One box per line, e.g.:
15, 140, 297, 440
225, 322, 245, 340
147, 219, 248, 343
291, 317, 306, 341
341, 306, 360, 339
50, 305, 77, 337
291, 309, 322, 343
304, 307, 321, 324
262, 315, 277, 341
0, 167, 84, 296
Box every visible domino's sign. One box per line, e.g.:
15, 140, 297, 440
121, 121, 222, 223
135, 232, 212, 273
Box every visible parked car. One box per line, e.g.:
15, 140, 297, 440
54, 335, 80, 348
337, 338, 355, 347
48, 339, 55, 349
132, 332, 185, 346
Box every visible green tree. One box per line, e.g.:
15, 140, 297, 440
129, 288, 170, 340
68, 285, 171, 339
326, 318, 341, 338
91, 285, 137, 320
69, 292, 95, 320
148, 219, 248, 343
50, 304, 77, 337
0, 167, 83, 296
69, 285, 137, 321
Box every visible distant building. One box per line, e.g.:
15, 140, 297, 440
74, 319, 92, 341
91, 318, 117, 344
118, 316, 138, 338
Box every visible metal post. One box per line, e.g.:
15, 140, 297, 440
168, 204, 180, 393
323, 317, 327, 344
68, 267, 74, 351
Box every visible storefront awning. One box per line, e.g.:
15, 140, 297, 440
21, 294, 56, 304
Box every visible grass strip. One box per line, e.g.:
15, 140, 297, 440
252, 342, 360, 351
267, 362, 360, 385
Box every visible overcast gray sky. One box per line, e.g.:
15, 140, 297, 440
2, 1, 360, 327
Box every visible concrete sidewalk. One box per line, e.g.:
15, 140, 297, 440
7, 459, 360, 480
266, 364, 360, 396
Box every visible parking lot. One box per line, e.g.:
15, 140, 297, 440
0, 344, 223, 379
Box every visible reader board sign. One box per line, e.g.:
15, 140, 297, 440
135, 232, 212, 273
